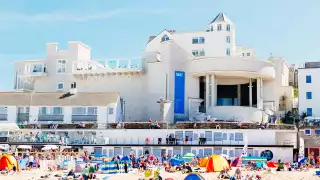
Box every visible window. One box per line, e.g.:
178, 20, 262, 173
235, 133, 243, 141
199, 49, 205, 56
213, 147, 222, 154
192, 37, 205, 44
210, 26, 213, 31
40, 107, 47, 115
72, 107, 86, 115
229, 133, 235, 140
306, 92, 312, 99
315, 130, 320, 135
226, 36, 230, 43
229, 149, 235, 157
226, 48, 231, 56
198, 37, 205, 44
213, 132, 222, 141
247, 52, 251, 56
205, 131, 213, 141
307, 108, 312, 116
223, 133, 227, 140
57, 60, 66, 73
52, 107, 63, 115
71, 82, 77, 89
0, 107, 7, 114
305, 129, 311, 135
217, 24, 222, 31
192, 50, 199, 57
108, 108, 114, 115
57, 82, 64, 90
192, 50, 205, 57
306, 75, 312, 83
87, 107, 98, 115
192, 38, 199, 44
161, 35, 169, 42
226, 24, 231, 31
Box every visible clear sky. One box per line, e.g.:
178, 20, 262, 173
0, 0, 319, 90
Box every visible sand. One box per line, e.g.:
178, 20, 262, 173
0, 169, 316, 180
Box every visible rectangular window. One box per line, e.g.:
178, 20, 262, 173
57, 60, 67, 73
52, 107, 63, 115
306, 75, 312, 83
57, 82, 64, 90
226, 24, 231, 31
72, 107, 86, 115
40, 107, 47, 115
192, 38, 198, 44
213, 147, 222, 154
198, 37, 205, 44
87, 107, 98, 115
199, 49, 205, 56
0, 107, 7, 114
229, 149, 235, 157
223, 133, 228, 140
307, 108, 312, 116
217, 24, 222, 31
175, 131, 183, 141
235, 133, 243, 141
306, 92, 312, 99
247, 52, 251, 56
229, 133, 235, 140
192, 50, 199, 57
226, 36, 230, 43
226, 48, 231, 56
108, 108, 114, 115
213, 132, 222, 141
205, 131, 213, 141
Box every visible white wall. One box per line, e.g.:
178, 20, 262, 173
298, 68, 320, 116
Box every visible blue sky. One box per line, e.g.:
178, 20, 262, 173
0, 0, 319, 90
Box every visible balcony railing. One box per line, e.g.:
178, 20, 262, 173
0, 114, 7, 121
38, 115, 64, 121
17, 113, 30, 123
72, 115, 97, 122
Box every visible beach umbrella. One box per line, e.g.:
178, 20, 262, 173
231, 157, 242, 167
183, 153, 195, 162
42, 145, 58, 150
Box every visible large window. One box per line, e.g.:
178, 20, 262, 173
57, 82, 64, 90
57, 60, 67, 73
72, 107, 98, 115
40, 107, 63, 115
192, 49, 205, 57
235, 133, 243, 141
192, 37, 205, 44
213, 132, 222, 141
0, 107, 7, 114
226, 36, 230, 43
306, 92, 312, 99
217, 24, 222, 31
306, 75, 312, 83
205, 131, 213, 141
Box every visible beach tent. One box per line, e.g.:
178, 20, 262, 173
169, 158, 184, 166
121, 156, 131, 162
199, 157, 208, 167
231, 157, 242, 167
242, 156, 267, 168
182, 153, 195, 162
0, 154, 18, 171
206, 154, 230, 172
184, 173, 205, 180
267, 161, 277, 168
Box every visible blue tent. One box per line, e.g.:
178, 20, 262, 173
184, 173, 205, 180
169, 158, 184, 166
298, 157, 308, 167
121, 156, 131, 162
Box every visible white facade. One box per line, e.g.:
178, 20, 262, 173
13, 13, 293, 123
298, 63, 320, 117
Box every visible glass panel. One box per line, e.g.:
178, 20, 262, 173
40, 107, 47, 115
185, 131, 193, 141
87, 107, 97, 115
52, 107, 62, 115
235, 133, 243, 141
123, 147, 131, 156
182, 147, 191, 155
203, 148, 212, 156
213, 132, 222, 141
247, 148, 254, 156
223, 133, 228, 140
192, 38, 198, 44
205, 131, 212, 141
235, 148, 242, 157
198, 149, 204, 157
108, 108, 114, 115
153, 149, 161, 157
213, 147, 222, 155
175, 131, 183, 141
173, 147, 181, 156
108, 149, 114, 158
72, 107, 86, 115
57, 83, 64, 90
114, 147, 122, 156
199, 37, 205, 44
0, 107, 7, 114
229, 150, 235, 158
229, 133, 234, 140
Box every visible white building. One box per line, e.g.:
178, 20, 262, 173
11, 13, 294, 123
298, 62, 320, 117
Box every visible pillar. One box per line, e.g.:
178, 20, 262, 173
211, 75, 217, 106
249, 78, 252, 107
257, 78, 263, 109
237, 84, 241, 106
205, 75, 210, 112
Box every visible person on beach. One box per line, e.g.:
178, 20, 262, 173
124, 162, 128, 173
82, 165, 89, 180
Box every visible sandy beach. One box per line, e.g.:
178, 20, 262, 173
1, 169, 317, 180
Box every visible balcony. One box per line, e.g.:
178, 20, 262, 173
21, 64, 47, 77
72, 115, 97, 122
17, 113, 29, 123
38, 114, 64, 122
0, 114, 7, 121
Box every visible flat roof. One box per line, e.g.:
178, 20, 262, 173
0, 92, 119, 106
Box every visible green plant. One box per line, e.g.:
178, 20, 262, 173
294, 88, 298, 98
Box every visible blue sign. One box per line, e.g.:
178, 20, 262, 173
174, 71, 185, 114
260, 150, 273, 161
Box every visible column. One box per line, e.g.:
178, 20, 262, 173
237, 84, 241, 106
205, 75, 210, 112
257, 78, 263, 109
211, 75, 217, 106
249, 78, 252, 107
63, 106, 72, 124
7, 106, 17, 123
